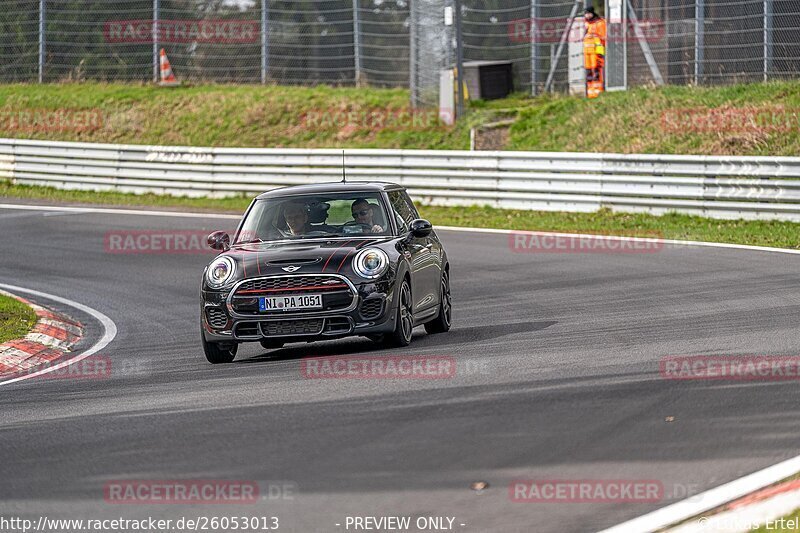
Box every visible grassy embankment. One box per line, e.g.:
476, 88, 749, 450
2, 82, 800, 248
0, 294, 36, 344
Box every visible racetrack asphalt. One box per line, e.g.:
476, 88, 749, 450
2, 203, 800, 532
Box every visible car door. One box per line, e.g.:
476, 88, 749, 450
387, 190, 440, 315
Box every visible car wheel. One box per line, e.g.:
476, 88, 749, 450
425, 270, 452, 334
260, 339, 285, 350
385, 279, 413, 347
202, 330, 238, 364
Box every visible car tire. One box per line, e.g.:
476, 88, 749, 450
260, 339, 285, 350
384, 279, 413, 347
202, 330, 238, 364
424, 269, 452, 334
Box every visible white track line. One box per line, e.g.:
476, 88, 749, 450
598, 455, 800, 533
2, 203, 800, 256
0, 283, 117, 387
0, 203, 239, 220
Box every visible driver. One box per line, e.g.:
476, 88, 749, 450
282, 201, 312, 236
351, 199, 384, 233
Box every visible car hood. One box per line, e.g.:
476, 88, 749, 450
221, 236, 394, 279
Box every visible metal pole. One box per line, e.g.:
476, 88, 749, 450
38, 0, 45, 83
153, 0, 159, 83
409, 1, 417, 108
763, 0, 772, 81
530, 0, 538, 95
543, 0, 581, 93
353, 0, 362, 86
627, 0, 663, 85
261, 0, 269, 84
454, 0, 465, 119
695, 0, 704, 84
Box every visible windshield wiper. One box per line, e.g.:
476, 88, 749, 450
233, 238, 265, 245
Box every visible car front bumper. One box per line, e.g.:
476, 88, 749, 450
201, 277, 397, 344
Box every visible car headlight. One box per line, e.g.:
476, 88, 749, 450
206, 256, 236, 288
353, 248, 389, 279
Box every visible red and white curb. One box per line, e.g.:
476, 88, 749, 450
0, 290, 83, 376
667, 478, 800, 532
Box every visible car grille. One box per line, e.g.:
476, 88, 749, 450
235, 276, 348, 294
205, 307, 228, 329
231, 275, 355, 315
359, 298, 383, 320
261, 319, 323, 336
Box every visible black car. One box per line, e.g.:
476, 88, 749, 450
200, 182, 452, 363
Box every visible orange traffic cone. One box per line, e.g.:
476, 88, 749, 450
159, 49, 180, 86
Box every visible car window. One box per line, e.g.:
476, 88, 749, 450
234, 192, 390, 242
387, 190, 417, 233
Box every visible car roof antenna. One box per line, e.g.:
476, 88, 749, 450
341, 150, 347, 183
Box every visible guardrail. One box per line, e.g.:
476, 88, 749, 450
2, 138, 800, 221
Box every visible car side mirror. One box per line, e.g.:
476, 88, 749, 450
409, 219, 432, 238
207, 231, 230, 251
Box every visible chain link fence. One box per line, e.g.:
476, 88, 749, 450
0, 0, 409, 86
0, 1, 798, 106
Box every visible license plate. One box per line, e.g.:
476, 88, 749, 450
259, 294, 323, 312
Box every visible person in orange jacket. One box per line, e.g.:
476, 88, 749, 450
583, 6, 607, 99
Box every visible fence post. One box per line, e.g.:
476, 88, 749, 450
530, 1, 538, 95
152, 0, 160, 83
454, 0, 465, 119
353, 0, 362, 86
38, 0, 45, 83
261, 0, 269, 84
409, 1, 417, 107
695, 0, 703, 84
763, 0, 772, 81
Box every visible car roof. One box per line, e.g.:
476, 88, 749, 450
256, 181, 403, 199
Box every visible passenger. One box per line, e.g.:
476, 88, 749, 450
351, 198, 385, 233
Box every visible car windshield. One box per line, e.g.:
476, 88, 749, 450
234, 192, 392, 243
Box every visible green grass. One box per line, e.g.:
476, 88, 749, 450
507, 82, 800, 156
1, 81, 800, 154
5, 182, 800, 249
0, 83, 471, 149
0, 293, 36, 344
